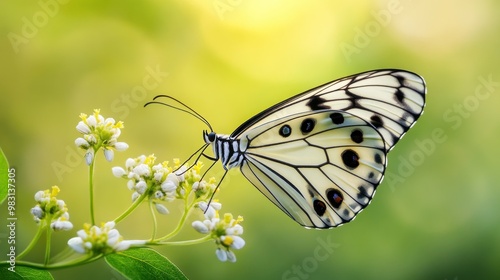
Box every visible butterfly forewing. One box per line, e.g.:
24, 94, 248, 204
231, 69, 425, 151
239, 110, 387, 228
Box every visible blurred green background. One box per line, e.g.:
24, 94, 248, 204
1, 0, 499, 279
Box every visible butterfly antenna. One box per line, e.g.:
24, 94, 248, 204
145, 95, 223, 210
144, 95, 213, 132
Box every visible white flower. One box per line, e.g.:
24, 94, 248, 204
216, 248, 227, 262
198, 201, 222, 220
68, 221, 143, 255
192, 205, 245, 262
30, 205, 44, 221
155, 203, 169, 215
114, 142, 128, 151
221, 235, 245, 250
76, 121, 91, 134
175, 166, 187, 182
31, 186, 73, 232
166, 173, 179, 186
125, 158, 136, 169
85, 150, 94, 165
131, 192, 141, 202
51, 219, 73, 231
76, 109, 127, 163
75, 137, 89, 148
135, 180, 147, 194
34, 192, 43, 203
127, 180, 135, 190
225, 224, 243, 235
227, 250, 237, 262
68, 237, 86, 254
104, 149, 114, 162
86, 115, 97, 127
161, 180, 176, 192
192, 221, 209, 234
215, 249, 237, 262
112, 167, 127, 177
133, 164, 151, 177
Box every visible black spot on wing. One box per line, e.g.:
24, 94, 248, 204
306, 96, 331, 111
300, 118, 316, 134
279, 125, 291, 137
341, 149, 359, 169
395, 89, 405, 104
313, 200, 327, 216
330, 112, 344, 125
326, 188, 343, 209
350, 129, 363, 143
357, 186, 369, 200
370, 115, 384, 128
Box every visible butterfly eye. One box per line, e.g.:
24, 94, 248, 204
203, 131, 217, 143
207, 132, 216, 142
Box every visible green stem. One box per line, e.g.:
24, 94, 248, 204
44, 225, 52, 265
114, 190, 148, 224
89, 154, 96, 225
17, 223, 46, 260
152, 235, 212, 246
1, 254, 102, 270
155, 199, 195, 242
149, 198, 158, 241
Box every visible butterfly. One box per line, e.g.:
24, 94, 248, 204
146, 69, 426, 229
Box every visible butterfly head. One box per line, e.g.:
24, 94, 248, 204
203, 130, 217, 144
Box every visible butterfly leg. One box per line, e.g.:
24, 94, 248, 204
174, 143, 211, 175
204, 169, 229, 214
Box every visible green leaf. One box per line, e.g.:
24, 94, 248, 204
105, 248, 187, 280
0, 147, 9, 205
0, 264, 54, 280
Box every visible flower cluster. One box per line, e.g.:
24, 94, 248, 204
192, 202, 245, 262
30, 186, 73, 231
112, 155, 217, 214
68, 221, 144, 255
75, 109, 128, 165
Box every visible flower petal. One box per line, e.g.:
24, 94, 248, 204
114, 142, 129, 151
85, 150, 94, 165
216, 248, 227, 262
226, 250, 237, 262
230, 236, 245, 250
155, 203, 169, 215
192, 221, 209, 234
112, 167, 127, 177
104, 149, 114, 162
76, 121, 91, 134
68, 237, 86, 254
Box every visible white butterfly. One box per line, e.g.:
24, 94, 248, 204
146, 69, 426, 229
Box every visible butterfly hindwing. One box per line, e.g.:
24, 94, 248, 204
231, 69, 426, 151
239, 110, 387, 228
